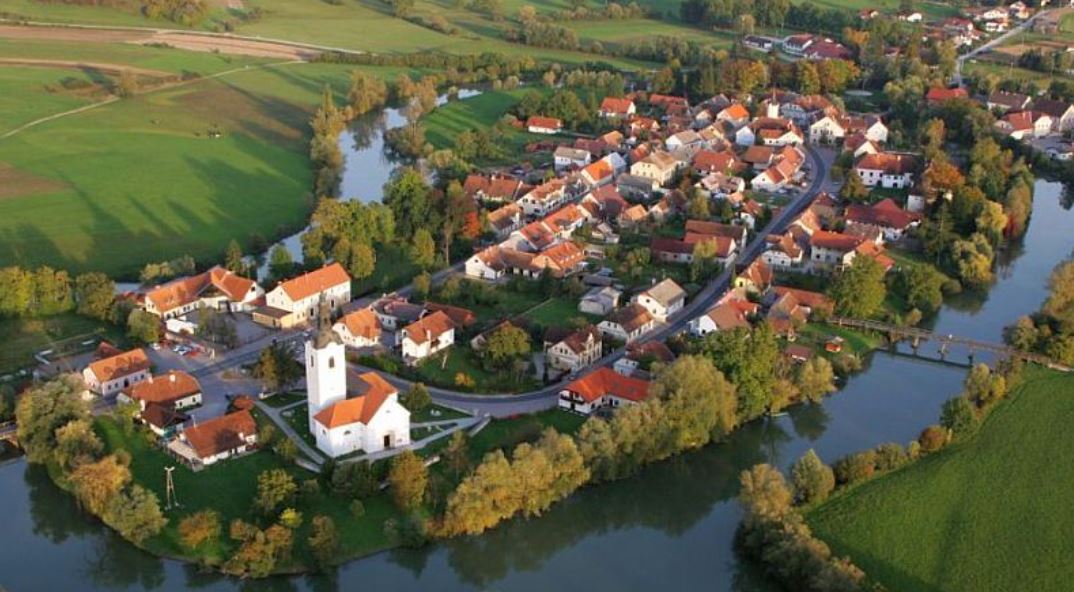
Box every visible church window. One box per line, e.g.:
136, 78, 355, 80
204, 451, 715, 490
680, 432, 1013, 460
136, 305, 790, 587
329, 357, 335, 369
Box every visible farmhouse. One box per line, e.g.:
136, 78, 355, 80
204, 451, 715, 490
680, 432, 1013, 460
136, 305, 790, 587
690, 299, 757, 336
554, 146, 592, 171
1031, 99, 1074, 132
333, 307, 383, 348
518, 179, 569, 216
632, 278, 686, 322
613, 340, 675, 377
844, 198, 922, 241
986, 91, 1031, 113
599, 97, 636, 118
487, 202, 524, 238
853, 152, 917, 188
401, 310, 455, 364
994, 111, 1053, 140
598, 303, 656, 343
118, 370, 201, 411
82, 347, 151, 396
558, 367, 651, 415
463, 174, 530, 202
527, 116, 563, 134
630, 151, 680, 186
144, 266, 262, 319
173, 410, 257, 467
258, 263, 351, 329
761, 233, 805, 270
810, 231, 867, 269
544, 325, 603, 374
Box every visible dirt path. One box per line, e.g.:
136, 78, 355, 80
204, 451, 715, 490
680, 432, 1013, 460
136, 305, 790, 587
0, 24, 318, 60
0, 57, 173, 77
0, 59, 303, 140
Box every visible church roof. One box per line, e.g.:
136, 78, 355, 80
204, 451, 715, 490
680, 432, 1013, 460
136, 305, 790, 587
313, 372, 398, 429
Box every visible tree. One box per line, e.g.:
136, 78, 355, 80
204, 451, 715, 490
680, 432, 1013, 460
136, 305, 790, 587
650, 355, 737, 448
918, 424, 948, 453
696, 324, 782, 420
225, 239, 245, 274
253, 343, 302, 392
103, 485, 166, 544
348, 70, 389, 116
975, 201, 1008, 246
384, 167, 435, 239
54, 419, 103, 471
116, 69, 139, 98
950, 233, 994, 288
388, 450, 428, 511
15, 376, 89, 464
278, 508, 303, 529
829, 256, 886, 318
179, 510, 221, 551
348, 242, 377, 281
443, 430, 470, 478
894, 263, 946, 314
256, 469, 297, 515
484, 323, 531, 366
268, 245, 294, 282
687, 189, 710, 220
940, 395, 978, 437
308, 515, 340, 570
410, 228, 437, 269
74, 272, 115, 320
329, 461, 377, 498
838, 171, 869, 203
401, 383, 432, 413
738, 463, 792, 521
795, 357, 836, 403
832, 450, 876, 484
1044, 260, 1074, 323
69, 455, 131, 515
127, 309, 160, 345
792, 449, 835, 504
412, 271, 431, 299
796, 61, 821, 95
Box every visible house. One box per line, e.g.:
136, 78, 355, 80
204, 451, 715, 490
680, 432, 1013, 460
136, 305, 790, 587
748, 117, 803, 147
598, 303, 656, 343
554, 146, 592, 171
896, 10, 923, 21
734, 259, 774, 294
845, 198, 923, 241
632, 278, 686, 322
666, 130, 703, 152
686, 219, 748, 246
652, 234, 737, 265
140, 403, 189, 438
616, 173, 659, 199
487, 202, 524, 238
803, 38, 852, 60
83, 348, 151, 396
716, 103, 751, 128
527, 116, 563, 134
752, 146, 805, 192
841, 114, 889, 144
943, 17, 976, 35
258, 263, 351, 329
613, 341, 675, 377
692, 149, 743, 175
518, 179, 569, 216
690, 297, 758, 336
509, 220, 557, 252
173, 410, 257, 467
649, 93, 689, 113
531, 241, 586, 277
698, 172, 746, 199
1031, 99, 1074, 132
579, 286, 621, 315
809, 115, 845, 144
995, 110, 1053, 139
854, 152, 917, 189
144, 266, 262, 319
583, 184, 629, 220
987, 91, 1032, 113
372, 297, 428, 344
599, 97, 636, 118
743, 35, 775, 52
809, 231, 867, 269
630, 151, 679, 186
580, 153, 627, 188
463, 174, 530, 203
401, 310, 455, 364
333, 307, 382, 348
761, 233, 804, 270
425, 303, 476, 330
844, 133, 880, 158
859, 8, 880, 19
925, 87, 968, 105
740, 145, 777, 170
544, 326, 603, 374
558, 367, 651, 415
782, 33, 815, 55
119, 370, 201, 411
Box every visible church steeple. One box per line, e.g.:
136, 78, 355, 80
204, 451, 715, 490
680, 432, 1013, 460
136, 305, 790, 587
313, 296, 341, 349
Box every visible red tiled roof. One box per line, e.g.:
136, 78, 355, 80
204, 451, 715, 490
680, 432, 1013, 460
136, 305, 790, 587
183, 410, 256, 459
845, 198, 921, 230
564, 367, 650, 403
87, 348, 150, 383
926, 87, 968, 102
127, 371, 199, 405
403, 310, 454, 345
527, 116, 563, 130
810, 230, 866, 252
314, 372, 397, 429
146, 266, 256, 314
601, 96, 635, 115
855, 152, 917, 175
425, 302, 476, 327
276, 263, 350, 302
338, 308, 382, 340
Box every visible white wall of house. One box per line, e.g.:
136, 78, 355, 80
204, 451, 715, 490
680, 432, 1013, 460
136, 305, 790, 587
402, 329, 455, 363
83, 368, 150, 396
314, 395, 411, 457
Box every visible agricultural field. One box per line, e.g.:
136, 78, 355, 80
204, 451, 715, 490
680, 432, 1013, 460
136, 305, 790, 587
424, 87, 552, 164
808, 368, 1074, 592
0, 55, 424, 277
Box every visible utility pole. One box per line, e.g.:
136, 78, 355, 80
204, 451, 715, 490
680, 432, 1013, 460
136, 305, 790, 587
164, 466, 180, 510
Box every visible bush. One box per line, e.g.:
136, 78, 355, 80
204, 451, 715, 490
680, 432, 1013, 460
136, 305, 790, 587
918, 424, 949, 453
940, 396, 979, 437
832, 450, 876, 485
791, 449, 835, 505
873, 442, 908, 472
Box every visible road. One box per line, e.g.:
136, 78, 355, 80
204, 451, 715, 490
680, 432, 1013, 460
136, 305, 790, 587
349, 145, 835, 418
953, 10, 1051, 86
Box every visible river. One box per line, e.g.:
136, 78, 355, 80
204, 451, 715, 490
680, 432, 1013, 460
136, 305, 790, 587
7, 180, 1070, 589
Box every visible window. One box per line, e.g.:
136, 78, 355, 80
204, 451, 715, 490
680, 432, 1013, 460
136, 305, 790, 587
329, 357, 335, 369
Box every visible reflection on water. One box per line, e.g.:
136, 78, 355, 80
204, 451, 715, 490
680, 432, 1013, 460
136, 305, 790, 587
4, 178, 1070, 591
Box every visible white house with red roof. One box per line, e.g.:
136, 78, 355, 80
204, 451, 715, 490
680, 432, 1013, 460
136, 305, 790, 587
333, 307, 382, 348
844, 198, 923, 241
994, 110, 1052, 140
144, 266, 262, 319
558, 367, 651, 415
260, 263, 351, 328
306, 312, 409, 457
526, 115, 563, 134
83, 347, 151, 396
599, 97, 636, 118
853, 152, 917, 189
400, 310, 455, 364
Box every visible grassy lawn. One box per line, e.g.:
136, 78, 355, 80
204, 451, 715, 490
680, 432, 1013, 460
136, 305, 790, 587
424, 87, 552, 166
0, 60, 421, 278
94, 415, 406, 569
411, 403, 471, 422
414, 347, 539, 393
807, 367, 1074, 592
521, 296, 598, 330
799, 323, 883, 359
565, 18, 736, 48
0, 313, 124, 376
466, 409, 586, 461
0, 38, 272, 77
261, 391, 307, 408
0, 67, 103, 132
280, 403, 318, 451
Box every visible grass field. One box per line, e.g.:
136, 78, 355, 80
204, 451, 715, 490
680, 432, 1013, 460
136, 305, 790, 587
424, 87, 552, 165
94, 415, 405, 568
415, 347, 540, 393
807, 368, 1074, 592
0, 60, 423, 277
0, 67, 102, 131
0, 313, 125, 375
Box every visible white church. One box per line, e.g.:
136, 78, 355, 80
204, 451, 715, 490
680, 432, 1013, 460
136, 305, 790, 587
306, 304, 411, 458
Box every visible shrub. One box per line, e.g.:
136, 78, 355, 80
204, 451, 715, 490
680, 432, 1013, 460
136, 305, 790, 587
873, 442, 908, 472
791, 449, 835, 504
832, 450, 876, 485
940, 396, 979, 437
918, 424, 949, 453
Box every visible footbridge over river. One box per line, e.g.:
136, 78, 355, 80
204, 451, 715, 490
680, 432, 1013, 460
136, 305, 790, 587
829, 317, 1073, 372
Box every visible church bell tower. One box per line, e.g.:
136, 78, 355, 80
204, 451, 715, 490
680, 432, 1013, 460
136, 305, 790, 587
306, 299, 346, 431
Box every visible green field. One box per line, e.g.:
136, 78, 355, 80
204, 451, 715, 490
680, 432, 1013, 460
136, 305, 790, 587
565, 18, 736, 48
0, 67, 102, 131
0, 59, 423, 277
808, 368, 1074, 592
0, 313, 125, 375
424, 87, 552, 165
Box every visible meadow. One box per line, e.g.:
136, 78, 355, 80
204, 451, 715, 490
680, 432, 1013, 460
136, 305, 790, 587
807, 367, 1074, 592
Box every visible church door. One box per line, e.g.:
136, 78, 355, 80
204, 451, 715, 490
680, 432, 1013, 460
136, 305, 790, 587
383, 434, 392, 449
